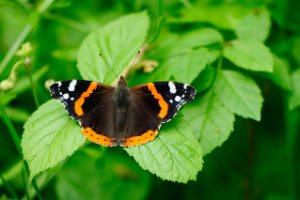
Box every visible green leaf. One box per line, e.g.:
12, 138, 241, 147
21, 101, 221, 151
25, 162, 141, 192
192, 66, 216, 93
224, 39, 273, 72
149, 28, 223, 59
289, 69, 300, 110
146, 48, 208, 84
169, 28, 223, 54
214, 70, 263, 121
182, 91, 235, 155
22, 100, 86, 180
172, 3, 251, 30
77, 12, 150, 84
56, 149, 151, 200
263, 55, 292, 90
168, 48, 209, 83
235, 8, 271, 41
125, 116, 203, 183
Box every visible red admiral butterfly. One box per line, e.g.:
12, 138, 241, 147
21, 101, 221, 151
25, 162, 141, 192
50, 76, 196, 147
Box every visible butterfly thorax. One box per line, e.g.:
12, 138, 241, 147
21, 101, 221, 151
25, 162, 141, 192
113, 76, 130, 133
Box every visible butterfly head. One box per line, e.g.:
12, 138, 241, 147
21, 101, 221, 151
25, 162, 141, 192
118, 76, 127, 87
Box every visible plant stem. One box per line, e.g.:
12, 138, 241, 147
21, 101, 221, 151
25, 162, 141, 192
22, 164, 30, 200
37, 0, 55, 13
0, 99, 22, 155
0, 100, 43, 200
284, 96, 297, 199
0, 24, 32, 76
0, 160, 23, 187
30, 173, 44, 200
0, 173, 19, 199
180, 0, 193, 9
43, 13, 90, 33
25, 64, 40, 108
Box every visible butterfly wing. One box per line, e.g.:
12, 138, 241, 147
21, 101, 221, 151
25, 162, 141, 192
50, 80, 117, 146
150, 82, 196, 122
122, 82, 196, 147
50, 80, 196, 147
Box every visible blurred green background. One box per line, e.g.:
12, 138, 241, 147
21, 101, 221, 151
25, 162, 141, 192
1, 0, 300, 199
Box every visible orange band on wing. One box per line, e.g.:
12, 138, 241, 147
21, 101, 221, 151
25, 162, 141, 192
147, 83, 168, 119
122, 130, 159, 147
81, 127, 113, 147
74, 82, 98, 116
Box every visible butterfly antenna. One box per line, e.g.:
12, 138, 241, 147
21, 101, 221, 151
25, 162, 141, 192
98, 52, 119, 79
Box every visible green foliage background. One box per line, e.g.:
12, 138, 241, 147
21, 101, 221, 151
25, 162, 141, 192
0, 0, 300, 199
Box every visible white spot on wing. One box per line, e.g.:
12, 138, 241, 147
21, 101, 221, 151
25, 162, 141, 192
168, 82, 176, 94
169, 99, 173, 103
68, 80, 77, 91
63, 93, 69, 99
175, 96, 181, 102
59, 92, 62, 95
184, 84, 188, 89
58, 82, 62, 87
70, 97, 74, 101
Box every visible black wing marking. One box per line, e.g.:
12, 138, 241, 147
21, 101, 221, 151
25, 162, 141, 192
152, 82, 196, 122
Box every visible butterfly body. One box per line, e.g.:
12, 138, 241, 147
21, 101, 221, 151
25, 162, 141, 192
50, 76, 196, 147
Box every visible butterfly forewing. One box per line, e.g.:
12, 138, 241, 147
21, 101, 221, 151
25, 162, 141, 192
50, 80, 117, 146
131, 82, 196, 123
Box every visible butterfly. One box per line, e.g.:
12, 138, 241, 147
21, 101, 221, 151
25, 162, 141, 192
50, 76, 196, 147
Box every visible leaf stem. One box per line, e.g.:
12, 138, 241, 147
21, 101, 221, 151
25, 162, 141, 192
211, 43, 224, 85
0, 24, 32, 76
0, 173, 19, 199
217, 43, 224, 72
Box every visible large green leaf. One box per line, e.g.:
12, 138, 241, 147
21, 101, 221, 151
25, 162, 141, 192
289, 69, 300, 110
163, 48, 208, 83
125, 116, 203, 183
22, 100, 85, 180
263, 55, 292, 91
142, 48, 208, 84
182, 91, 235, 155
224, 39, 273, 72
214, 70, 263, 121
148, 28, 223, 59
77, 12, 149, 84
235, 8, 271, 41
